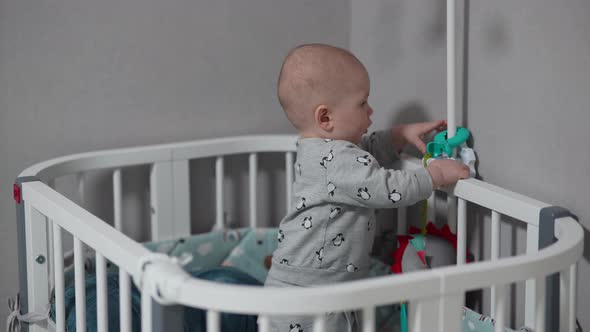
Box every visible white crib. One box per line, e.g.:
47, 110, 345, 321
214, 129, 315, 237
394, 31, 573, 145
12, 134, 583, 332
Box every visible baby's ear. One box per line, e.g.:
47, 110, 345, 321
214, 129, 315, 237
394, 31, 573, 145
315, 105, 333, 131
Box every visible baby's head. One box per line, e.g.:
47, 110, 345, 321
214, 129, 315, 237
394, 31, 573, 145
277, 44, 373, 144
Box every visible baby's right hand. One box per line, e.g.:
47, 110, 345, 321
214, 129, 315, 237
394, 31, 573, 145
426, 159, 470, 188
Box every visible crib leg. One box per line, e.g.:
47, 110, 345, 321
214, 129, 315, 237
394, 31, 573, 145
539, 206, 578, 332
14, 176, 42, 332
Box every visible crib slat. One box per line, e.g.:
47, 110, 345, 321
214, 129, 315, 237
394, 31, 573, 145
490, 210, 501, 314
410, 298, 438, 332
96, 253, 108, 332
439, 293, 463, 332
313, 314, 326, 332
141, 291, 153, 332
257, 315, 270, 332
113, 168, 123, 232
47, 181, 56, 293
207, 310, 221, 332
172, 160, 191, 236
120, 269, 132, 332
249, 153, 258, 228
568, 263, 577, 332
525, 224, 540, 327
285, 152, 294, 212
74, 237, 87, 332
447, 195, 457, 233
427, 192, 436, 224
494, 283, 507, 332
535, 276, 547, 332
77, 173, 85, 207
362, 307, 375, 332
216, 156, 224, 229
560, 267, 570, 332
457, 198, 467, 265
53, 223, 65, 332
397, 207, 407, 235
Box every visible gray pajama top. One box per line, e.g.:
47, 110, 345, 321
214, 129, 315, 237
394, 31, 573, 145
266, 130, 433, 286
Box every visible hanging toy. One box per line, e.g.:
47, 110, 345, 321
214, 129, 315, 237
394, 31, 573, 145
425, 126, 476, 177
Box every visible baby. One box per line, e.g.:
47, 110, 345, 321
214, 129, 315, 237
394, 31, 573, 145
265, 44, 469, 331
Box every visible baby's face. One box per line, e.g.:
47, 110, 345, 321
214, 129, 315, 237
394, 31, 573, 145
330, 66, 373, 145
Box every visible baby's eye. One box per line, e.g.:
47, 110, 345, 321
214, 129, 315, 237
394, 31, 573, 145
360, 101, 367, 107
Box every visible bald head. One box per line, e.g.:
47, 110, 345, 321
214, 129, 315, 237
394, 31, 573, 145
277, 44, 367, 131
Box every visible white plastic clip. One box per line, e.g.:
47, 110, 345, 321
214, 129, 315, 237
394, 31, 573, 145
134, 253, 192, 305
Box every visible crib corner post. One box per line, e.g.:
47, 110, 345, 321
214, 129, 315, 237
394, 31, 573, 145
539, 206, 578, 332
13, 176, 42, 332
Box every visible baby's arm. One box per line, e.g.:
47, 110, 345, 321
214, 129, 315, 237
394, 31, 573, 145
326, 142, 433, 209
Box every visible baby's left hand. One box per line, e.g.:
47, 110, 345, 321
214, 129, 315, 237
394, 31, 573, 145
392, 120, 447, 154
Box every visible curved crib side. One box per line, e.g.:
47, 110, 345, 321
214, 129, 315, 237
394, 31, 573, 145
14, 135, 583, 332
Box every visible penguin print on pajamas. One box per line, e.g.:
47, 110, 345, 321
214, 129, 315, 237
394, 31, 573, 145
329, 207, 342, 219
346, 263, 359, 272
356, 155, 371, 166
327, 182, 336, 196
357, 187, 371, 200
280, 259, 289, 265
296, 197, 306, 210
388, 189, 402, 203
324, 138, 333, 142
301, 216, 312, 229
316, 247, 324, 261
332, 233, 345, 246
320, 150, 334, 168
367, 219, 373, 231
296, 163, 301, 176
277, 230, 284, 243
290, 324, 303, 332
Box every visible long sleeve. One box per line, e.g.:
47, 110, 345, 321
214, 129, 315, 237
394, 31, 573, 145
325, 141, 433, 209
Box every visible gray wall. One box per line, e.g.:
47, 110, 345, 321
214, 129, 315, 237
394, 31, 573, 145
352, 0, 590, 329
2, 0, 589, 329
0, 0, 349, 318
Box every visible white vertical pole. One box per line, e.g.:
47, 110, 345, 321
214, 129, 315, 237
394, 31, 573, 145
447, 0, 456, 137
446, 0, 458, 234
113, 168, 123, 232
249, 153, 258, 228
457, 198, 466, 265
560, 266, 571, 332
77, 173, 85, 207
258, 315, 271, 332
207, 310, 221, 332
525, 224, 540, 327
53, 223, 65, 332
427, 192, 436, 224
216, 156, 225, 229
141, 291, 153, 332
569, 263, 577, 332
397, 207, 407, 235
96, 253, 108, 332
74, 237, 87, 332
494, 283, 508, 332
490, 211, 501, 315
410, 298, 439, 332
150, 162, 174, 241
172, 160, 191, 236
285, 152, 294, 212
313, 315, 326, 332
120, 269, 132, 332
362, 307, 375, 332
439, 293, 463, 332
47, 180, 56, 293
535, 277, 546, 332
